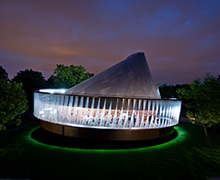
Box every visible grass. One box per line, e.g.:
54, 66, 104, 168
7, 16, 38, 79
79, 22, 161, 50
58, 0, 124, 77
0, 122, 220, 180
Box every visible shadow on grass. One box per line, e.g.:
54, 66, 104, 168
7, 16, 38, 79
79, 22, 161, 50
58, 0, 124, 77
31, 127, 178, 149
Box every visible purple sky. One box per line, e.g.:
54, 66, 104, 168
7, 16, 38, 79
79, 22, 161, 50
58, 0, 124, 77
0, 0, 219, 84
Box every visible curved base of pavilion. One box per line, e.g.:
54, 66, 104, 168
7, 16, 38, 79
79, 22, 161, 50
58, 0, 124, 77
39, 120, 174, 141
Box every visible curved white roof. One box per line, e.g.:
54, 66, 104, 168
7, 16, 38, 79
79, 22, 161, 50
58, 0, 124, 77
66, 52, 160, 99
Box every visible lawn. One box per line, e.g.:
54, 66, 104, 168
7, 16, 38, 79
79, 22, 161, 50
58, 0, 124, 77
0, 122, 220, 180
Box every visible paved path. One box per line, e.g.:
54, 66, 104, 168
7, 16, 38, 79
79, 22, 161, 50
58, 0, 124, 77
180, 117, 191, 123
180, 117, 203, 126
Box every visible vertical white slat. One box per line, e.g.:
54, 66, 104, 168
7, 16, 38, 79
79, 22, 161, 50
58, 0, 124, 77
72, 96, 78, 123
135, 99, 142, 127
158, 101, 163, 127
41, 94, 47, 121
150, 100, 155, 127
58, 95, 65, 122
33, 92, 39, 118
112, 99, 119, 127
129, 99, 136, 128
88, 97, 95, 126
164, 101, 170, 126
161, 101, 167, 127
105, 100, 112, 127
118, 99, 125, 127
82, 97, 89, 125
50, 94, 57, 122
54, 95, 60, 123
43, 94, 49, 121
77, 96, 84, 124
123, 99, 130, 128
168, 102, 172, 125
99, 98, 106, 126
140, 100, 146, 127
176, 101, 182, 124
154, 101, 159, 127
63, 96, 69, 122
145, 100, 151, 128
67, 96, 73, 122
36, 93, 43, 119
94, 98, 101, 126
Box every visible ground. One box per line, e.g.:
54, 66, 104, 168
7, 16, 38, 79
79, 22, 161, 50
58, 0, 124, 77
0, 119, 220, 180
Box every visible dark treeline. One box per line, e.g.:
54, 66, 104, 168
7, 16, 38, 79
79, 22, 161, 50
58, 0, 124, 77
159, 83, 190, 99
1, 65, 93, 111
1, 65, 219, 135
0, 65, 93, 131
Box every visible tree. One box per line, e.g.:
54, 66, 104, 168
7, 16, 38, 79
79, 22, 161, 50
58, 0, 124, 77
0, 66, 9, 81
159, 83, 189, 98
12, 69, 46, 111
0, 79, 28, 131
48, 64, 93, 88
177, 74, 220, 147
46, 75, 55, 88
159, 84, 190, 116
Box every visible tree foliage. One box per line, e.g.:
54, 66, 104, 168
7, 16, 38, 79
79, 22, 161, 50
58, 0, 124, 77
0, 79, 28, 131
159, 83, 189, 98
177, 74, 220, 127
48, 64, 93, 88
12, 69, 46, 111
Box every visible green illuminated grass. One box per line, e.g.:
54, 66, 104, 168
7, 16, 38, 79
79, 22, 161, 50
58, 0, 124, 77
0, 122, 220, 180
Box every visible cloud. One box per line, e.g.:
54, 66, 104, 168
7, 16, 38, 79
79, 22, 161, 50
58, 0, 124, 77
0, 0, 219, 83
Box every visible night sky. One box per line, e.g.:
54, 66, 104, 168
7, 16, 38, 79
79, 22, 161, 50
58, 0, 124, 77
0, 0, 219, 84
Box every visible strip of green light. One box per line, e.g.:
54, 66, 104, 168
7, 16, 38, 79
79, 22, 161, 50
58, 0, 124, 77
26, 125, 189, 153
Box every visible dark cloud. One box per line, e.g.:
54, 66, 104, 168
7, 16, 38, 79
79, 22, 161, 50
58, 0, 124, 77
0, 0, 219, 83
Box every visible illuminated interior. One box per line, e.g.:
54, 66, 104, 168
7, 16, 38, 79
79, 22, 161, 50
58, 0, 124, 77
34, 89, 181, 129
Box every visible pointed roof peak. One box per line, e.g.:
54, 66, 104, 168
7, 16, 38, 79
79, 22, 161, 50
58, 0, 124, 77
127, 52, 144, 57
66, 52, 160, 99
126, 52, 145, 61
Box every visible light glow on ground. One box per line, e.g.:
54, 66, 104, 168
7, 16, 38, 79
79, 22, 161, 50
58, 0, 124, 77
28, 125, 189, 152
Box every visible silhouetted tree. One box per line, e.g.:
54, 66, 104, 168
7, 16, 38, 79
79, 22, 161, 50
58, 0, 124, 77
159, 83, 189, 98
47, 64, 93, 88
46, 75, 55, 88
12, 69, 46, 111
0, 66, 9, 81
0, 79, 28, 131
